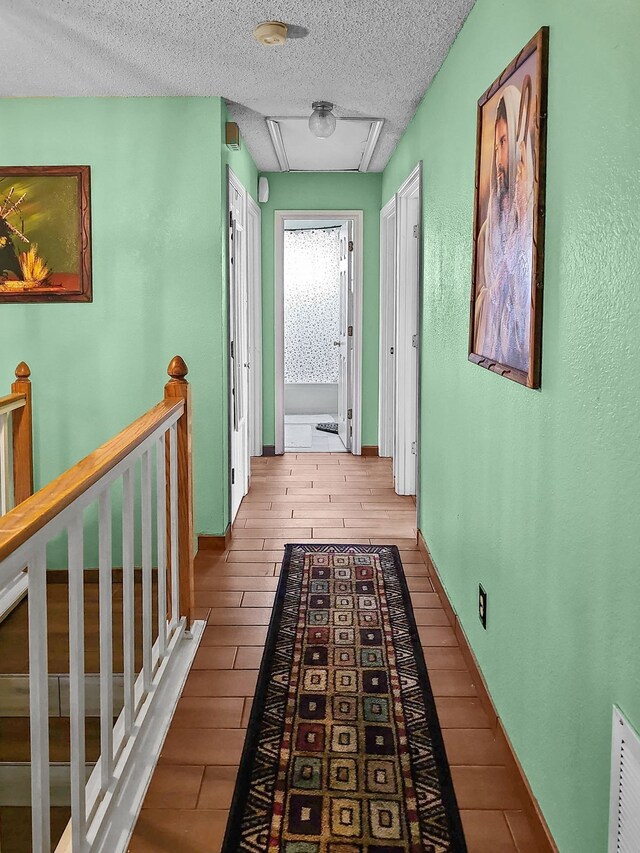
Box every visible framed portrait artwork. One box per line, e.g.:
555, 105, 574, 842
0, 165, 91, 303
469, 28, 549, 388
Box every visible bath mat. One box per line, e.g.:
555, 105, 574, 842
316, 422, 339, 435
286, 424, 314, 448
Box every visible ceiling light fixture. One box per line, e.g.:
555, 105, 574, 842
253, 21, 288, 46
308, 101, 336, 139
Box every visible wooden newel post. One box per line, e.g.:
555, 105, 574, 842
11, 361, 33, 506
164, 356, 195, 628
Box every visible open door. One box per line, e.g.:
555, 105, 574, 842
379, 197, 397, 458
246, 196, 262, 458
275, 211, 363, 455
337, 222, 352, 451
394, 164, 422, 496
228, 171, 250, 520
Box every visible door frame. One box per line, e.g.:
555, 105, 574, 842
246, 194, 263, 458
274, 210, 364, 456
337, 221, 353, 452
227, 166, 257, 522
378, 196, 397, 458
392, 162, 423, 496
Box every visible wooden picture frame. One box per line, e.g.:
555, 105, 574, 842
0, 165, 92, 303
469, 28, 548, 388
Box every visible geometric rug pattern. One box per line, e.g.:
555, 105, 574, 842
222, 544, 467, 852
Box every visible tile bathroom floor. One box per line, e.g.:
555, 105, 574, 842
285, 414, 347, 453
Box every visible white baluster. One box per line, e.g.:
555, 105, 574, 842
68, 515, 87, 852
141, 450, 152, 692
156, 435, 167, 656
0, 412, 9, 515
28, 545, 50, 852
122, 468, 135, 733
98, 489, 113, 790
169, 424, 179, 626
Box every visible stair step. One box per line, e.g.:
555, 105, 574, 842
0, 673, 126, 717
0, 717, 101, 763
0, 762, 93, 807
0, 805, 71, 853
0, 579, 157, 675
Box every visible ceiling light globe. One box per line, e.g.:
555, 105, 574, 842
309, 102, 336, 138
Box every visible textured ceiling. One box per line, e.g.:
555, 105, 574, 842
0, 0, 475, 172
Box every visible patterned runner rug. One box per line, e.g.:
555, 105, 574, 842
222, 544, 467, 853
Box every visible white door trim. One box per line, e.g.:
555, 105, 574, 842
227, 167, 250, 521
246, 195, 263, 458
394, 163, 422, 496
337, 222, 352, 451
378, 196, 397, 458
274, 210, 364, 456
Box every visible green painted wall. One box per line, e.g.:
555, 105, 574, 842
382, 1, 640, 850
259, 172, 382, 448
0, 96, 256, 546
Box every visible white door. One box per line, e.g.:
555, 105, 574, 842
228, 173, 250, 520
246, 197, 262, 458
337, 222, 352, 450
394, 165, 421, 496
379, 198, 397, 458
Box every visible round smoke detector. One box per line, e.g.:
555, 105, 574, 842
253, 21, 288, 46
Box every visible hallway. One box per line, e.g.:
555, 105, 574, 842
130, 453, 538, 852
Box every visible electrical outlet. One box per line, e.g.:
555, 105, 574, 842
478, 584, 487, 629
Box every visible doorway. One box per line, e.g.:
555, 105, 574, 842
274, 211, 363, 456
378, 163, 422, 496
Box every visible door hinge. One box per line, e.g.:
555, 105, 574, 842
347, 408, 353, 420
413, 224, 419, 238
230, 340, 234, 359
412, 334, 418, 348
411, 441, 417, 455
348, 325, 353, 337
229, 210, 233, 228
231, 467, 235, 484
348, 240, 354, 252
390, 346, 394, 355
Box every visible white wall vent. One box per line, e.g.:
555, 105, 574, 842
609, 706, 640, 852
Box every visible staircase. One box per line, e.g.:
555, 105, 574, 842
0, 362, 33, 622
0, 357, 204, 852
0, 579, 157, 850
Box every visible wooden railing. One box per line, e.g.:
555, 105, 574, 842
0, 356, 203, 853
0, 361, 33, 514
0, 362, 34, 618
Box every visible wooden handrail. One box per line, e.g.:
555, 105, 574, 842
11, 362, 33, 505
0, 392, 26, 414
0, 398, 183, 563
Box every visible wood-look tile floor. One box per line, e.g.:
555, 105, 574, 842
129, 453, 538, 853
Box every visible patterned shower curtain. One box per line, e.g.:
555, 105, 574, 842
284, 228, 341, 384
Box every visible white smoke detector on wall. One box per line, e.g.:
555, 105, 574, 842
253, 22, 288, 46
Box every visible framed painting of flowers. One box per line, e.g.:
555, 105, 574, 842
0, 165, 91, 303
